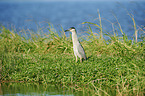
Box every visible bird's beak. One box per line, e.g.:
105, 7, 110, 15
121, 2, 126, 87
65, 29, 69, 32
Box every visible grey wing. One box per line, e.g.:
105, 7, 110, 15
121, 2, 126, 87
77, 44, 86, 59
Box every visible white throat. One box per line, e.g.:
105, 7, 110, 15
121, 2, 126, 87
71, 30, 79, 45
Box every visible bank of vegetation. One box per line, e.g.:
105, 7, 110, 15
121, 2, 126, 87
0, 13, 145, 95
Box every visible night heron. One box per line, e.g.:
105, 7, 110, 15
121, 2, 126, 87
65, 27, 86, 62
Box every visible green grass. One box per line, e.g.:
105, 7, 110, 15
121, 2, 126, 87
0, 15, 145, 95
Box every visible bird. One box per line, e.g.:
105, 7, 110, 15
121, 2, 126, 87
65, 27, 86, 62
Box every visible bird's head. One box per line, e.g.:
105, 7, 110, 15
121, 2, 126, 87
65, 27, 76, 33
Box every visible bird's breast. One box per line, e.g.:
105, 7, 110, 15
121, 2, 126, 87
73, 44, 78, 52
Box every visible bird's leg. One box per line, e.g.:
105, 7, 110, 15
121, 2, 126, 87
76, 56, 78, 62
74, 52, 77, 62
80, 58, 82, 63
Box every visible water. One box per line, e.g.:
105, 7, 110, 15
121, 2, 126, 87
0, 82, 117, 96
0, 83, 87, 96
0, 1, 145, 38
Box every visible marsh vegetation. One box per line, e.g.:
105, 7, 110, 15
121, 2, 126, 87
0, 13, 145, 95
